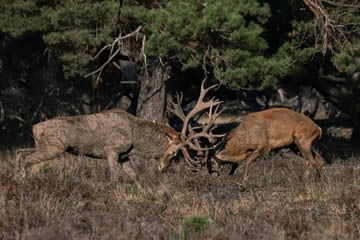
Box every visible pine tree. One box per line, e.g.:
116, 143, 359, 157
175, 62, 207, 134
128, 0, 297, 90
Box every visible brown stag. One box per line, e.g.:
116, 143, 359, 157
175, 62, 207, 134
16, 81, 222, 180
214, 108, 324, 183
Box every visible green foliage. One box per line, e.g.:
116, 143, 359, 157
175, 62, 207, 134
0, 0, 51, 36
126, 183, 140, 195
180, 216, 210, 239
0, 0, 119, 78
42, 164, 52, 174
127, 0, 298, 89
290, 1, 360, 69
44, 1, 119, 78
1, 0, 359, 90
333, 41, 360, 75
63, 171, 72, 180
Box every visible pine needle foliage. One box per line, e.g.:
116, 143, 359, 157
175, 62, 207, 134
127, 0, 301, 89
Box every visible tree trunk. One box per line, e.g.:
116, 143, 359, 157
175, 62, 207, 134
136, 60, 170, 123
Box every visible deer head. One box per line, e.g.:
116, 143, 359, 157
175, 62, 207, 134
158, 80, 225, 172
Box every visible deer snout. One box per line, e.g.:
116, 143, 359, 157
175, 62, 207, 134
158, 163, 167, 172
158, 144, 180, 172
158, 154, 173, 172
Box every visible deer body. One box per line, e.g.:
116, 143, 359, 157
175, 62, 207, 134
215, 108, 324, 183
17, 80, 224, 180
17, 109, 181, 180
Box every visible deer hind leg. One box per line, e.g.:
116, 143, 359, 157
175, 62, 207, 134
19, 146, 66, 178
16, 148, 36, 178
295, 138, 321, 178
312, 147, 325, 170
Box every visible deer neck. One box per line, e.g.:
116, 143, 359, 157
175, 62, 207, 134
135, 117, 179, 137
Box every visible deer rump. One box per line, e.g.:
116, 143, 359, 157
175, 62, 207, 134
214, 108, 324, 183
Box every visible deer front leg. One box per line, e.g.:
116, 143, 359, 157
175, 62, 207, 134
104, 142, 132, 181
214, 151, 249, 174
241, 148, 266, 184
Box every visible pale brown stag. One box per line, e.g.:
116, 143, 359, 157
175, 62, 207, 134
16, 81, 222, 180
215, 108, 324, 183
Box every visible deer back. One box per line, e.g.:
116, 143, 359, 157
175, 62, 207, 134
261, 108, 321, 148
32, 109, 133, 157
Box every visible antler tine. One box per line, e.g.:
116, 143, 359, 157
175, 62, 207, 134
181, 95, 221, 140
168, 92, 186, 121
207, 104, 223, 127
195, 103, 223, 133
180, 146, 200, 167
206, 104, 226, 143
192, 81, 219, 113
184, 103, 225, 149
172, 79, 223, 170
186, 142, 213, 152
184, 129, 226, 147
199, 79, 218, 99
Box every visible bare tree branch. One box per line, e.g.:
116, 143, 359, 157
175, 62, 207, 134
321, 0, 360, 8
141, 34, 148, 77
302, 0, 359, 54
85, 26, 142, 87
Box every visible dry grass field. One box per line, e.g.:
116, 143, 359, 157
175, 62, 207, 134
1, 137, 360, 240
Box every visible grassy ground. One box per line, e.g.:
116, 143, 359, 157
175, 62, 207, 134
1, 145, 360, 240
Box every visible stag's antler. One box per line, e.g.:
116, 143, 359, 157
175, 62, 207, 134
184, 105, 225, 147
168, 80, 224, 168
180, 80, 222, 141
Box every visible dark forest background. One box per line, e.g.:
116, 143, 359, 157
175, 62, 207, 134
1, 0, 360, 148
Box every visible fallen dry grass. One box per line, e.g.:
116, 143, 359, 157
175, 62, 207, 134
1, 147, 360, 240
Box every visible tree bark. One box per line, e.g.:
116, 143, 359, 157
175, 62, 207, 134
136, 60, 170, 123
